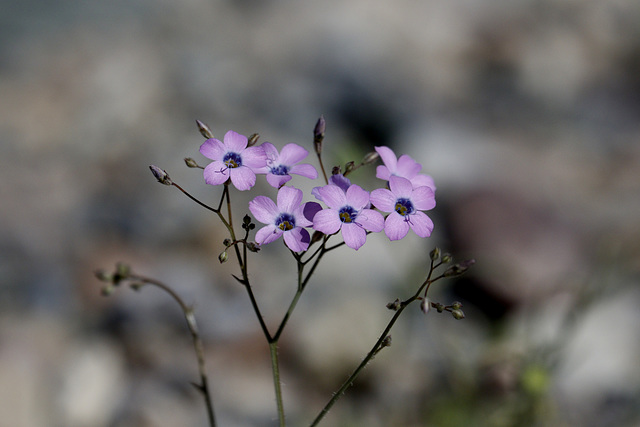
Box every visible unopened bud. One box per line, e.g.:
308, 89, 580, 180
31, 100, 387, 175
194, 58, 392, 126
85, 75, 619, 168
101, 285, 115, 296
94, 269, 112, 283
223, 238, 232, 247
362, 151, 380, 165
218, 251, 228, 263
451, 301, 463, 310
444, 259, 476, 277
451, 309, 465, 320
331, 166, 341, 176
313, 115, 325, 154
184, 157, 199, 168
344, 161, 355, 173
430, 247, 441, 262
129, 282, 144, 292
246, 242, 260, 252
441, 253, 452, 263
196, 119, 214, 139
243, 215, 252, 225
381, 335, 392, 348
247, 133, 259, 147
113, 262, 130, 284
386, 298, 401, 311
420, 298, 430, 314
434, 302, 445, 313
149, 165, 173, 185
310, 230, 324, 245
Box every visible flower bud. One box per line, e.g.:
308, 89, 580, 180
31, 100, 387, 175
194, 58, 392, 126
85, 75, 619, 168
310, 230, 324, 245
441, 253, 452, 263
246, 242, 260, 252
94, 269, 112, 283
444, 259, 476, 277
223, 238, 232, 247
113, 262, 130, 285
429, 247, 441, 262
218, 251, 228, 263
386, 298, 401, 311
247, 133, 259, 147
101, 285, 115, 296
196, 119, 214, 139
434, 302, 445, 313
362, 151, 379, 165
184, 157, 199, 168
420, 298, 430, 314
381, 335, 392, 348
243, 215, 252, 225
129, 282, 144, 292
451, 301, 463, 310
451, 309, 465, 320
331, 166, 341, 175
313, 115, 325, 154
149, 165, 173, 185
344, 161, 355, 173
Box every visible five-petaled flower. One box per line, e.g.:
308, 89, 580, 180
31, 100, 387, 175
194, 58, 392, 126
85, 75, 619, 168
200, 131, 267, 191
375, 146, 435, 191
312, 184, 384, 250
249, 186, 321, 252
255, 142, 318, 188
370, 176, 436, 241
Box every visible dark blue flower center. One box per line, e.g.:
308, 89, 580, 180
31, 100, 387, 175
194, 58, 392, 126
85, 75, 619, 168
394, 198, 414, 217
270, 164, 290, 176
223, 152, 242, 169
275, 213, 295, 231
338, 206, 358, 223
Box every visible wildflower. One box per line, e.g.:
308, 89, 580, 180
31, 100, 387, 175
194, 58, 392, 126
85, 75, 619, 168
312, 184, 384, 250
200, 130, 267, 191
249, 186, 321, 252
311, 173, 351, 202
254, 142, 318, 188
375, 146, 435, 190
370, 176, 436, 241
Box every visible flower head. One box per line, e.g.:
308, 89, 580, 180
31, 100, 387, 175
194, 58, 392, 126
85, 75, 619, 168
370, 176, 436, 241
375, 146, 435, 190
312, 183, 384, 250
200, 131, 267, 191
249, 186, 321, 252
311, 173, 351, 202
254, 142, 318, 188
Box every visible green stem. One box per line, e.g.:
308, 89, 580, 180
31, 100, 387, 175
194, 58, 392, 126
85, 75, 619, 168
270, 341, 286, 427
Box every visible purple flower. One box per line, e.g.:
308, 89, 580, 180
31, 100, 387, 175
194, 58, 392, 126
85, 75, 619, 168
200, 131, 267, 191
311, 173, 351, 202
312, 184, 384, 250
370, 176, 436, 241
375, 146, 435, 190
249, 186, 321, 252
254, 142, 318, 188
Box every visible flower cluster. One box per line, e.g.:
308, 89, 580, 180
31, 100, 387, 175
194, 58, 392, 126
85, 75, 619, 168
199, 129, 436, 251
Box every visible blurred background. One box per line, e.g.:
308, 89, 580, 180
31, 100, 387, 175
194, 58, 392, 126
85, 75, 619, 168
1, 0, 639, 426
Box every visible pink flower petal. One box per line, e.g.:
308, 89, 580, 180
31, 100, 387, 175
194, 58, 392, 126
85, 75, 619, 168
241, 146, 267, 169
199, 138, 226, 161
375, 146, 398, 171
289, 163, 318, 179
278, 143, 308, 165
341, 223, 367, 250
317, 185, 347, 210
412, 186, 436, 211
223, 130, 248, 152
408, 211, 434, 238
388, 176, 413, 198
312, 209, 341, 235
249, 196, 279, 224
284, 227, 310, 252
266, 173, 291, 188
396, 154, 422, 178
261, 142, 279, 163
276, 186, 303, 213
411, 174, 436, 191
384, 213, 410, 241
203, 162, 229, 186
256, 225, 282, 245
375, 165, 392, 181
370, 188, 396, 212
229, 167, 256, 191
356, 209, 384, 232
345, 184, 370, 210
